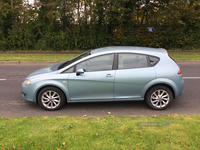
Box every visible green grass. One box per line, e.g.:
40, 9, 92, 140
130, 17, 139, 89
0, 54, 79, 62
0, 53, 200, 61
169, 53, 200, 61
0, 115, 199, 150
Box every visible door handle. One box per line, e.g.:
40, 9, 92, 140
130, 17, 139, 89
106, 74, 113, 77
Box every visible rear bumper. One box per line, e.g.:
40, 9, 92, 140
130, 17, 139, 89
175, 77, 184, 98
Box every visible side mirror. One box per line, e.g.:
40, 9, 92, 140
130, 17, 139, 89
76, 68, 84, 76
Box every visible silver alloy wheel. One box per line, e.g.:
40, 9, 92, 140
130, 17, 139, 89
41, 90, 61, 109
150, 90, 170, 108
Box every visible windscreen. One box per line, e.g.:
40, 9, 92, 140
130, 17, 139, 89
58, 51, 91, 70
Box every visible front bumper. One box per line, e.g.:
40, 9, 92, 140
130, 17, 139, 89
21, 85, 37, 102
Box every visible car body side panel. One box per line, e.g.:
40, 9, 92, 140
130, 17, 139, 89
114, 67, 156, 100
22, 74, 70, 102
140, 78, 180, 98
153, 54, 184, 97
68, 71, 115, 101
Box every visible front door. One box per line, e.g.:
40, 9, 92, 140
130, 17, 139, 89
68, 54, 115, 101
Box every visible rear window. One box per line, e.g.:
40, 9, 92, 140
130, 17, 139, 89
149, 56, 159, 66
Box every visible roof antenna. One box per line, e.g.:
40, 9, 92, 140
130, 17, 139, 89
147, 27, 154, 47
149, 41, 154, 47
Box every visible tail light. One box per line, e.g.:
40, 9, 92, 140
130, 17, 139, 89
177, 68, 182, 75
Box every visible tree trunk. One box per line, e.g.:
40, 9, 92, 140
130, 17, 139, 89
84, 0, 87, 26
141, 10, 146, 26
11, 0, 13, 12
78, 0, 80, 28
145, 11, 148, 26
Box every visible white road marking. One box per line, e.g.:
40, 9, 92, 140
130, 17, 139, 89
0, 79, 6, 81
183, 77, 200, 79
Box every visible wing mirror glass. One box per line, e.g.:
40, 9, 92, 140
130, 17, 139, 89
76, 68, 84, 76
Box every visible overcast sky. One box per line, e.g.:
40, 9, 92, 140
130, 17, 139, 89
28, 0, 34, 4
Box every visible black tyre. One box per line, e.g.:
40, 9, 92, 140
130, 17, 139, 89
38, 87, 66, 111
145, 85, 173, 110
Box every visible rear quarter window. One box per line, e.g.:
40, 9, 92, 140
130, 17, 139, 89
149, 56, 160, 66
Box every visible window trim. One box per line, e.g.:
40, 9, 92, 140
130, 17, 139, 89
61, 53, 160, 73
112, 53, 118, 70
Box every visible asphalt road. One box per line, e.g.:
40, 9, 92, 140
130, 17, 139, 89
0, 61, 200, 117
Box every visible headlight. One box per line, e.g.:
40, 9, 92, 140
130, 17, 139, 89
23, 80, 33, 86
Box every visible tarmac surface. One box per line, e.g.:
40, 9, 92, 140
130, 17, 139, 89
0, 61, 200, 117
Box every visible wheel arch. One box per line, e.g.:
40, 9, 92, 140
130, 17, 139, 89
36, 85, 68, 103
144, 83, 175, 99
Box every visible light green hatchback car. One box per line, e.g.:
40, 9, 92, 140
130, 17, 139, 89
22, 46, 184, 110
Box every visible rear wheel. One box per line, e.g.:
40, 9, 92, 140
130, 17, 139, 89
145, 85, 173, 110
38, 87, 66, 111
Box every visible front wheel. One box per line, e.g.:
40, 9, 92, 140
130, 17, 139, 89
145, 86, 173, 110
38, 87, 66, 111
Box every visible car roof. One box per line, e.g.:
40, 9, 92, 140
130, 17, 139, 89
90, 46, 167, 56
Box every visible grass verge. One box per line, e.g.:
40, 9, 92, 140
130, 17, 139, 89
0, 53, 200, 61
0, 54, 79, 62
0, 115, 199, 150
169, 53, 200, 61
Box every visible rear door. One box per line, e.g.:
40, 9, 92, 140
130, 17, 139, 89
114, 53, 156, 100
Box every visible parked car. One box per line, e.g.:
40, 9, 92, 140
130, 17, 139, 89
22, 46, 184, 110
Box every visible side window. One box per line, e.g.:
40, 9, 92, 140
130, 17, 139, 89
118, 53, 148, 69
149, 56, 159, 66
63, 67, 74, 73
76, 54, 114, 72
